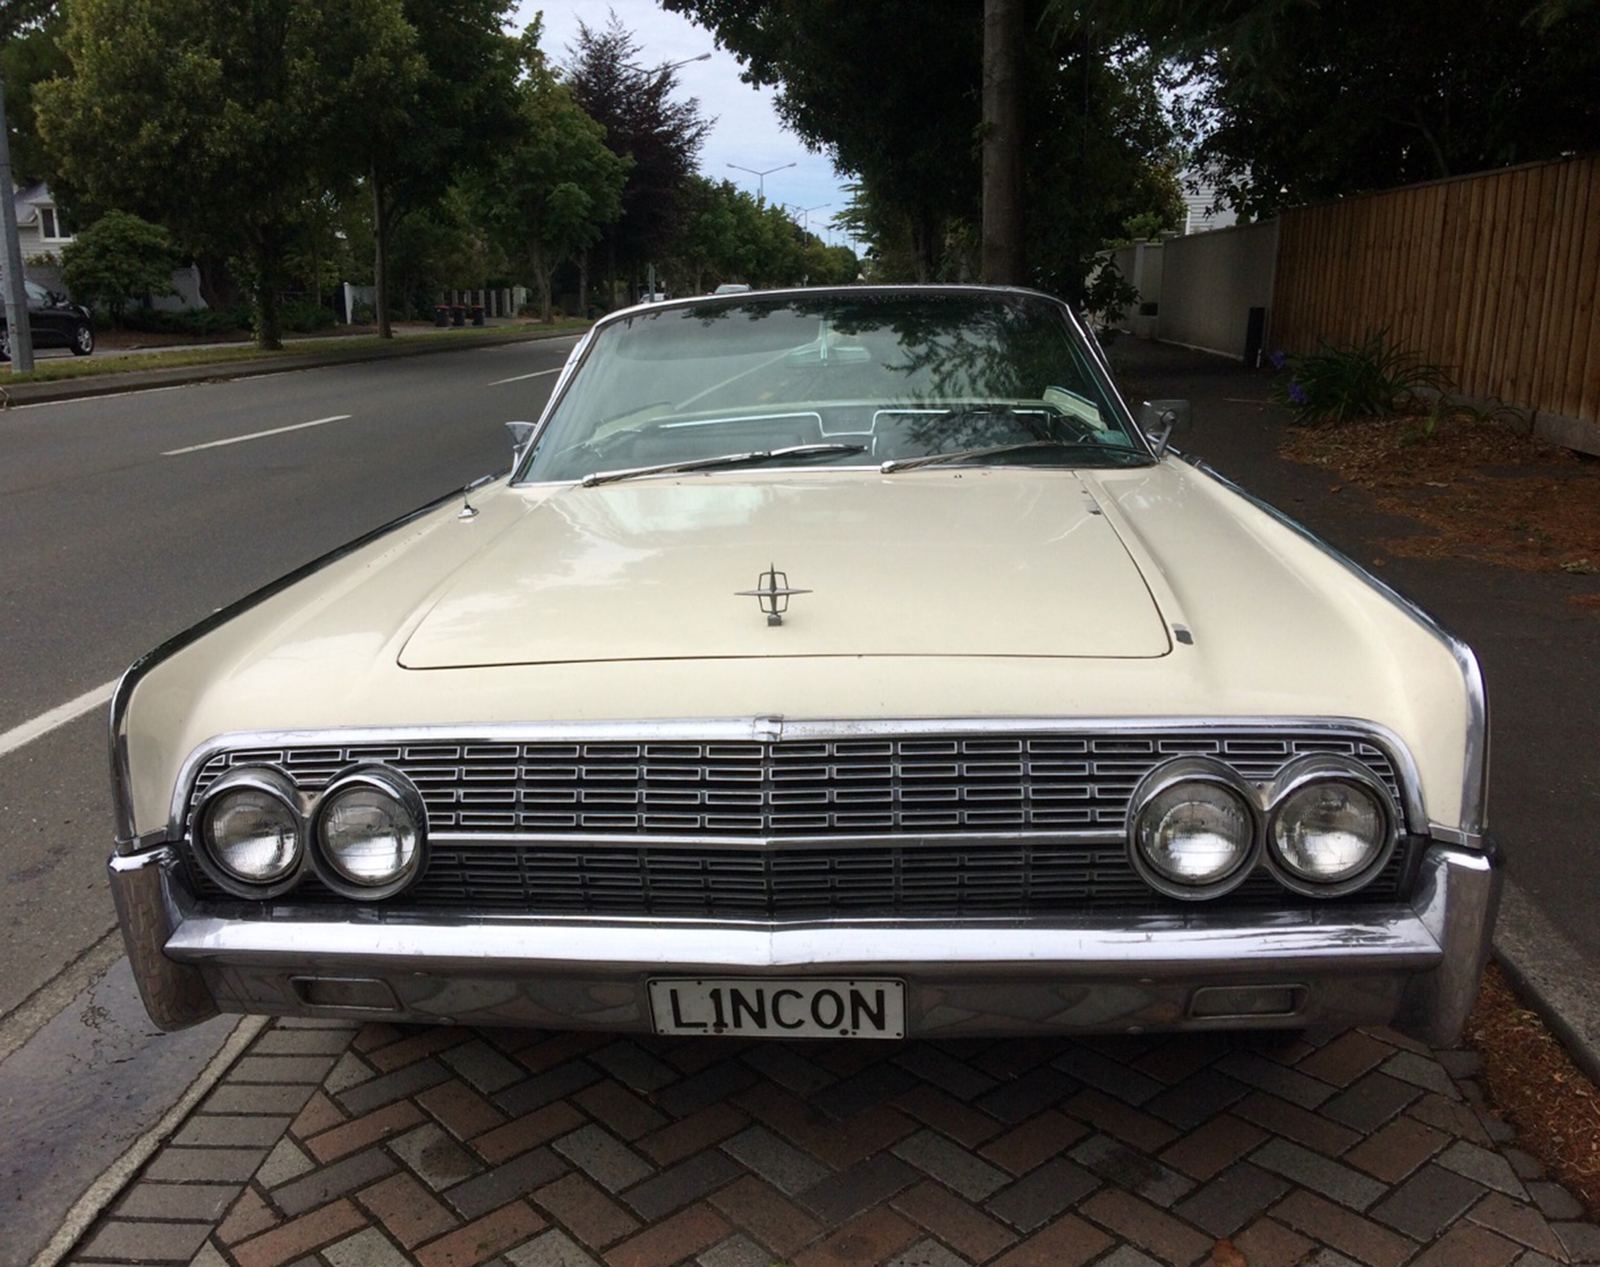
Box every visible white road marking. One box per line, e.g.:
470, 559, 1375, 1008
488, 368, 562, 386
162, 414, 351, 456
0, 679, 118, 760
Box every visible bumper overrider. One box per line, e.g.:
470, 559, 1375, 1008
111, 837, 1498, 1044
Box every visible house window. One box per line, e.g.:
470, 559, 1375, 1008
40, 208, 63, 239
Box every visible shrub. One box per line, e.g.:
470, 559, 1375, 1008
1273, 329, 1451, 425
119, 304, 253, 337
279, 299, 337, 332
59, 211, 181, 324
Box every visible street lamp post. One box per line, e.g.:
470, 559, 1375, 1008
788, 202, 830, 232
727, 161, 796, 201
627, 51, 711, 78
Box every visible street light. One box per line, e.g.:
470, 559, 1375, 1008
728, 161, 796, 201
624, 52, 711, 79
789, 202, 830, 232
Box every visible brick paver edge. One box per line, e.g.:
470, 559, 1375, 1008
37, 1017, 268, 1267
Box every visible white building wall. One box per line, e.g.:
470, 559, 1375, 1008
1154, 220, 1278, 359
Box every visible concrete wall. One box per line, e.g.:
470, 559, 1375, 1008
1156, 220, 1278, 360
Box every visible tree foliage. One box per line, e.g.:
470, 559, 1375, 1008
473, 25, 630, 322
664, 0, 1181, 293
0, 5, 67, 185
563, 15, 711, 293
36, 0, 422, 347
59, 210, 180, 322
346, 0, 522, 335
1083, 0, 1600, 216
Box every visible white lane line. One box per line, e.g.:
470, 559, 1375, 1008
488, 368, 562, 387
162, 414, 351, 456
0, 679, 118, 761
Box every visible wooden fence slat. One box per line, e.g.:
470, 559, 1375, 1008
1271, 155, 1598, 429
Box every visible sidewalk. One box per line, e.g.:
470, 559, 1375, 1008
62, 1016, 1600, 1267
44, 336, 1600, 1267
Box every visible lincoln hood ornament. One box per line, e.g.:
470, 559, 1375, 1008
737, 564, 810, 626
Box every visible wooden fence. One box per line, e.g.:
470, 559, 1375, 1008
1271, 154, 1600, 433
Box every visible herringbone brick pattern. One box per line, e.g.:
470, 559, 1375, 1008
68, 1020, 1600, 1266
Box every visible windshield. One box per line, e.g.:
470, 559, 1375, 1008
519, 290, 1148, 484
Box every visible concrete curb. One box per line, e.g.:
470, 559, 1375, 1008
30, 1015, 268, 1267
1492, 876, 1600, 1088
0, 326, 583, 410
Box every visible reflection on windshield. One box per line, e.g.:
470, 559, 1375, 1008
522, 291, 1147, 483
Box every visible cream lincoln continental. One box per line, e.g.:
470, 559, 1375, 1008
109, 286, 1499, 1043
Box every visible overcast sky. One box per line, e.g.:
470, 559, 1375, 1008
507, 0, 856, 247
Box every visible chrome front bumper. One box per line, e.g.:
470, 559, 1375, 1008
110, 840, 1499, 1044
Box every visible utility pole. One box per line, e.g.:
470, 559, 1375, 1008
0, 59, 35, 372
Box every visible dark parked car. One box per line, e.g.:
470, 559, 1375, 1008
0, 279, 95, 359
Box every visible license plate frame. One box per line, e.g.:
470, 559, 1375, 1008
647, 977, 906, 1039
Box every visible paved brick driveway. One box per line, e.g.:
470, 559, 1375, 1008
66, 1019, 1600, 1267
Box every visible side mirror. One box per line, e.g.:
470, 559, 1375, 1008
1139, 399, 1192, 458
505, 420, 536, 463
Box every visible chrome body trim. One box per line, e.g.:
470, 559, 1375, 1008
1189, 460, 1490, 839
164, 715, 1432, 842
110, 839, 1499, 1040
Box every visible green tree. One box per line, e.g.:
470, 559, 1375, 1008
0, 5, 66, 184
664, 0, 1181, 292
1083, 0, 1600, 216
59, 210, 180, 323
563, 15, 710, 303
474, 29, 629, 322
344, 0, 522, 337
36, 0, 420, 348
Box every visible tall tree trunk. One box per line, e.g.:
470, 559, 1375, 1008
253, 233, 283, 350
578, 250, 589, 316
982, 0, 1025, 284
373, 169, 392, 338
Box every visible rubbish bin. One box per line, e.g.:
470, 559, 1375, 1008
472, 305, 485, 327
434, 304, 449, 327
451, 305, 466, 327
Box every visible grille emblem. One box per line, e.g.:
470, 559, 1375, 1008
737, 564, 810, 626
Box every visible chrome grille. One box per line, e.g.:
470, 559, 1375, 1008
182, 727, 1413, 915
190, 731, 1404, 836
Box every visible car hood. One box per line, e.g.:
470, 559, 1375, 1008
397, 474, 1171, 668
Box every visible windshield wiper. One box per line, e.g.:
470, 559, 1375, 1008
879, 440, 1149, 473
581, 442, 867, 488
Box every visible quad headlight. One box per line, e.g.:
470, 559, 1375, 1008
1265, 756, 1398, 896
1128, 758, 1260, 899
1128, 752, 1401, 901
190, 762, 428, 900
194, 767, 305, 896
311, 766, 427, 899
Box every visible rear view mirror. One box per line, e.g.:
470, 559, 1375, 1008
1139, 399, 1191, 458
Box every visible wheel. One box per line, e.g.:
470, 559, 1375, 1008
71, 322, 94, 356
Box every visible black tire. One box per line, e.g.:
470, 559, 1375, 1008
71, 322, 94, 356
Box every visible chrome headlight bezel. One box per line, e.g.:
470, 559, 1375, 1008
309, 765, 428, 900
192, 765, 306, 899
1126, 757, 1262, 901
1264, 755, 1400, 897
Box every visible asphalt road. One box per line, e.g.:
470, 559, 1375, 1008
0, 336, 580, 1031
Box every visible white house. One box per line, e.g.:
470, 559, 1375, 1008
10, 181, 72, 259
1180, 169, 1239, 234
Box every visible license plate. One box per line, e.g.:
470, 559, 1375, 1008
648, 977, 905, 1039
